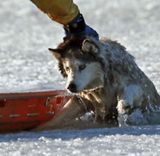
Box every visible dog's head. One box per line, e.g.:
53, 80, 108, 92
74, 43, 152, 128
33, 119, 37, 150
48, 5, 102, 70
49, 37, 105, 93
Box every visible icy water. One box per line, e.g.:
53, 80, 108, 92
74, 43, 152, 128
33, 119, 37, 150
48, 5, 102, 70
0, 0, 160, 155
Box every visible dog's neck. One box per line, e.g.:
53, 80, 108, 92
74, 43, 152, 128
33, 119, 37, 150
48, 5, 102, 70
79, 84, 117, 121
83, 76, 115, 98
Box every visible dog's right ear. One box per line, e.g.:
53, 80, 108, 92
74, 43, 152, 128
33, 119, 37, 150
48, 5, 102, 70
48, 48, 63, 60
82, 39, 99, 54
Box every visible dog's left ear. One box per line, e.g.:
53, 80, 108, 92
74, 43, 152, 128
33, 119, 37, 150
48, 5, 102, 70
82, 39, 99, 54
48, 48, 63, 60
49, 48, 67, 78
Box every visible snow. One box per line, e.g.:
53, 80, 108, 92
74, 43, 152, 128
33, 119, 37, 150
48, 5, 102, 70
0, 126, 160, 156
0, 0, 160, 155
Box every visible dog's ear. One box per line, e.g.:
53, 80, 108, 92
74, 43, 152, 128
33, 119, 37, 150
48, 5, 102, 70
82, 39, 99, 54
49, 48, 67, 78
48, 48, 63, 60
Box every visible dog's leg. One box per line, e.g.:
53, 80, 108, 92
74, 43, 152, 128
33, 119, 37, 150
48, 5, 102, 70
34, 96, 86, 131
117, 84, 144, 126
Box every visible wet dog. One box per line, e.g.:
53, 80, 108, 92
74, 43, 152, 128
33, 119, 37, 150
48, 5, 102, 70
36, 37, 160, 130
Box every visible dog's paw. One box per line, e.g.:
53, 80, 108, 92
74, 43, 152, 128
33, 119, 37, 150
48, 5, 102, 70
117, 99, 132, 115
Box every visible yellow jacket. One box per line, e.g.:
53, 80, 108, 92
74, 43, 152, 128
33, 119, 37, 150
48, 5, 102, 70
31, 0, 79, 25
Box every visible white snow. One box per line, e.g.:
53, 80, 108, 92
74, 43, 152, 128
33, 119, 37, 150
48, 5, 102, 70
0, 0, 160, 155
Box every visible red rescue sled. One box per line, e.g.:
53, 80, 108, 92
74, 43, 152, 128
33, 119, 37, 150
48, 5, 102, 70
0, 90, 71, 133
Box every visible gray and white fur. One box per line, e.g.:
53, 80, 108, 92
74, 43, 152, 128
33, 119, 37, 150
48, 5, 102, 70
36, 37, 160, 130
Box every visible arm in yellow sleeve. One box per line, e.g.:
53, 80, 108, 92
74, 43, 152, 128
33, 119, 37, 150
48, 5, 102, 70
31, 0, 79, 25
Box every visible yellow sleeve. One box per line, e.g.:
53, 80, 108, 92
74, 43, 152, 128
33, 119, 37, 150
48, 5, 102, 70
31, 0, 79, 25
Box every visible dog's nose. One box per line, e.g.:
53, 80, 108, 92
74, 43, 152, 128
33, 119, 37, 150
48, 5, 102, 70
67, 83, 77, 93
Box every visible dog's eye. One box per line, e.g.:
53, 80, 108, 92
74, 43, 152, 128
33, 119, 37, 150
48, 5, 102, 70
79, 64, 86, 71
65, 67, 70, 72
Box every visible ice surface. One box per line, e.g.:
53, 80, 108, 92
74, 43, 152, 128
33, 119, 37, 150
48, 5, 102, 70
0, 126, 160, 156
0, 0, 160, 155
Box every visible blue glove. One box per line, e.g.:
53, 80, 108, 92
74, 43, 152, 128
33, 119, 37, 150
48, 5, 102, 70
64, 14, 99, 40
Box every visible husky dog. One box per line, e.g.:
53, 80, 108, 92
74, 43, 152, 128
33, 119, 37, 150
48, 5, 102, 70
36, 37, 160, 130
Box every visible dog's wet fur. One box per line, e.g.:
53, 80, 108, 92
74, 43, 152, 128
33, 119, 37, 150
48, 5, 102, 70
36, 36, 160, 130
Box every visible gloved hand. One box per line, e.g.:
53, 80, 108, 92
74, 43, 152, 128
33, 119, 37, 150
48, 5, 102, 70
64, 14, 99, 40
